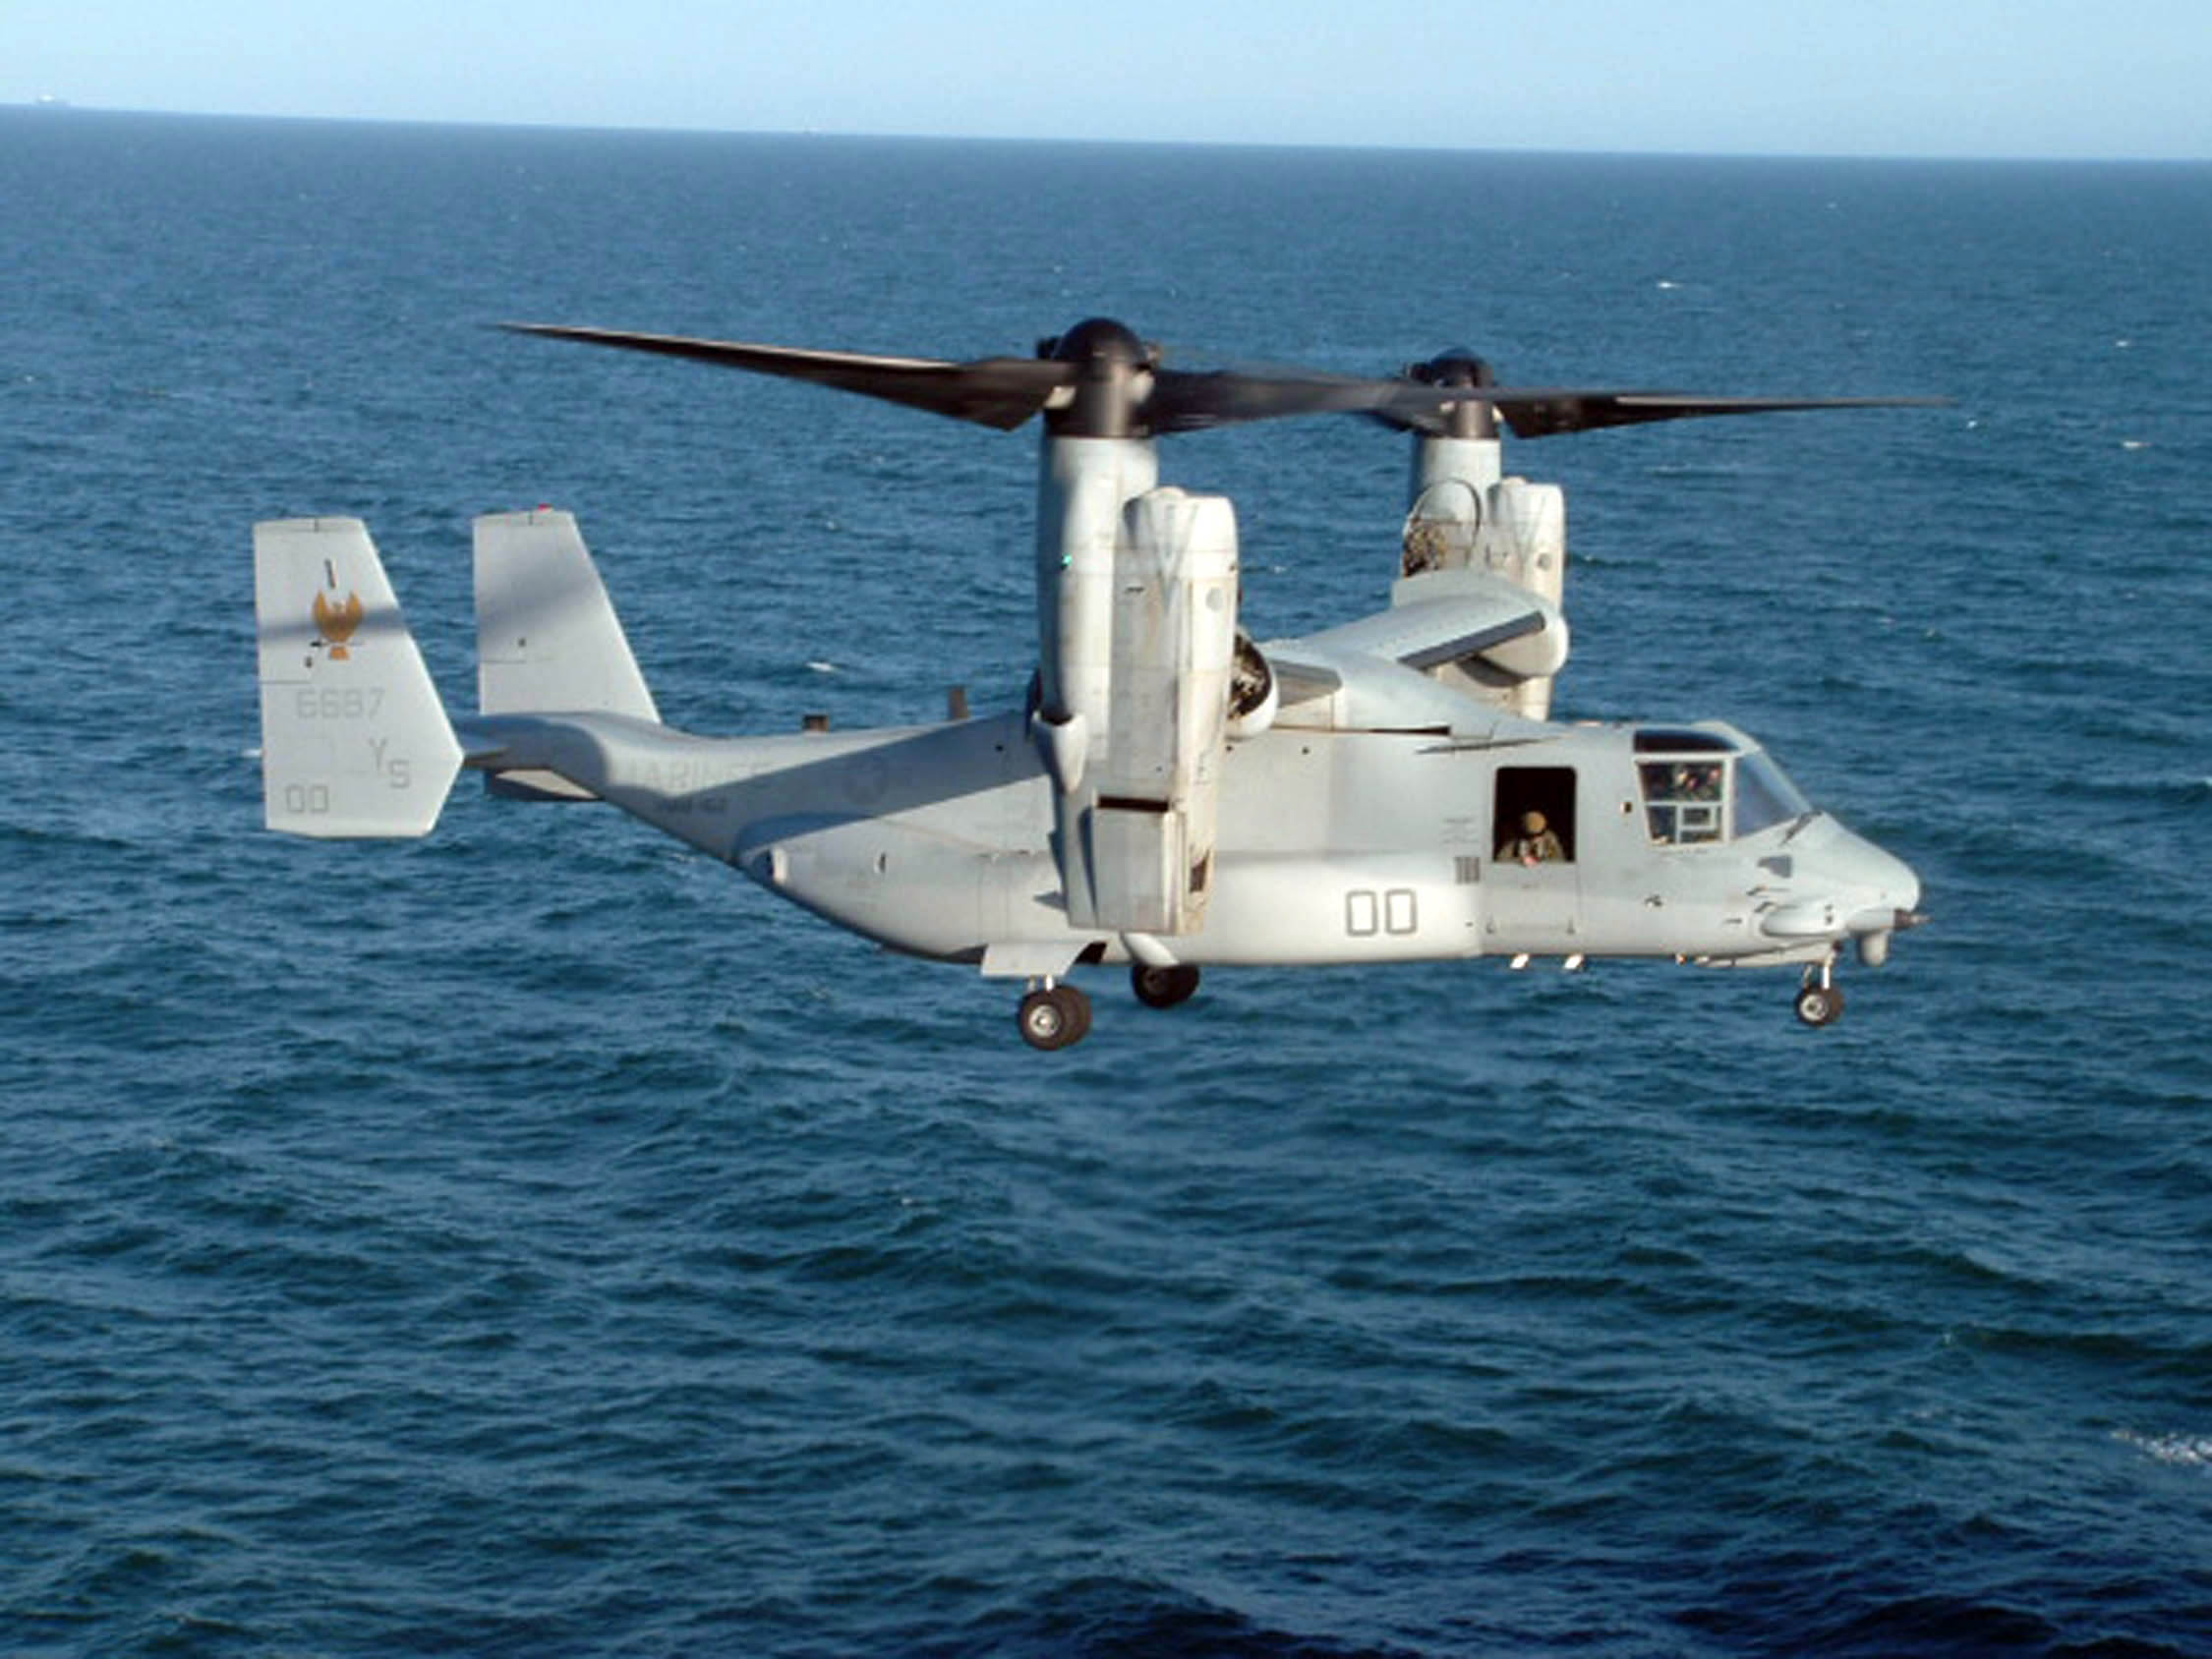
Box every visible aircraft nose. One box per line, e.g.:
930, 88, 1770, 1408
1841, 834, 1925, 966
1869, 840, 1921, 916
1761, 826, 1925, 958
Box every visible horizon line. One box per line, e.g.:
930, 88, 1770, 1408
6, 98, 2207, 169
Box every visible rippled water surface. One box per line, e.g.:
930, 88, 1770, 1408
4, 111, 2211, 1655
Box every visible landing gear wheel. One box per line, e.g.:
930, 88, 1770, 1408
1018, 989, 1071, 1050
1056, 983, 1093, 1045
1018, 984, 1092, 1051
1132, 962, 1201, 1009
1794, 982, 1846, 1027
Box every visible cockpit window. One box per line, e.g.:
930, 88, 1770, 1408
1639, 759, 1725, 844
1638, 747, 1813, 844
1733, 750, 1812, 837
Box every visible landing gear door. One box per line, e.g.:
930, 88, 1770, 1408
1484, 765, 1581, 952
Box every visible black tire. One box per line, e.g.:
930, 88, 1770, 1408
1019, 985, 1091, 1050
1055, 983, 1093, 1044
1132, 962, 1201, 1009
1019, 988, 1072, 1050
1794, 984, 1845, 1027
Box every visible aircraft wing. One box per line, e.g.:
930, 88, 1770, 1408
1289, 568, 1566, 680
1249, 568, 1572, 735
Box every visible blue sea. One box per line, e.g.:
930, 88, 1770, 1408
4, 107, 2210, 1656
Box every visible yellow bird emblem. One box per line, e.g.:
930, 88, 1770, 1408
312, 591, 365, 659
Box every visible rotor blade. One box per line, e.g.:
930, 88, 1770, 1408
1382, 388, 1948, 439
1495, 390, 1947, 439
1146, 368, 1477, 434
501, 323, 1077, 430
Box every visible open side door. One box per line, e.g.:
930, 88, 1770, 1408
1484, 762, 1583, 951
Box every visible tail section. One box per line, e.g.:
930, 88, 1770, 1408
471, 509, 660, 802
254, 518, 462, 837
474, 509, 658, 720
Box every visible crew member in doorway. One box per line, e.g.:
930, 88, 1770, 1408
1499, 809, 1565, 866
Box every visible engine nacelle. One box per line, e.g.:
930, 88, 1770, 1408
1400, 471, 1568, 717
1035, 434, 1159, 740
1059, 486, 1240, 936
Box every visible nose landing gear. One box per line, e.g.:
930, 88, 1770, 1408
1794, 956, 1846, 1027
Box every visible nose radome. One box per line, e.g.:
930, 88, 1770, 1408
1831, 826, 1918, 907
1872, 842, 1921, 913
1888, 848, 1922, 917
1839, 834, 1925, 956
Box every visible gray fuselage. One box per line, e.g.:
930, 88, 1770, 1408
461, 704, 1920, 977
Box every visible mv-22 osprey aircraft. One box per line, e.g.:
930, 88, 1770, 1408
253, 317, 1930, 1049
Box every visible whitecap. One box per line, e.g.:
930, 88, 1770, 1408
2117, 1429, 2212, 1468
806, 659, 839, 674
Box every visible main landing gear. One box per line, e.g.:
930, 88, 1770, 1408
1794, 955, 1846, 1028
1017, 981, 1092, 1051
1132, 962, 1201, 1010
1015, 963, 1205, 1050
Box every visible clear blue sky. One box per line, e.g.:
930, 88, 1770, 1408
10, 0, 2208, 161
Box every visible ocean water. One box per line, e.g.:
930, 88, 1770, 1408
4, 108, 2211, 1656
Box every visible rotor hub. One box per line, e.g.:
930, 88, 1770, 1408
1409, 349, 1499, 440
1038, 317, 1158, 439
1038, 317, 1152, 367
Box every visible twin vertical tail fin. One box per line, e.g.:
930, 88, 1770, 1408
254, 518, 462, 837
254, 511, 663, 835
474, 509, 659, 722
470, 508, 660, 803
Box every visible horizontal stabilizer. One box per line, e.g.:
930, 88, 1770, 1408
254, 518, 462, 837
